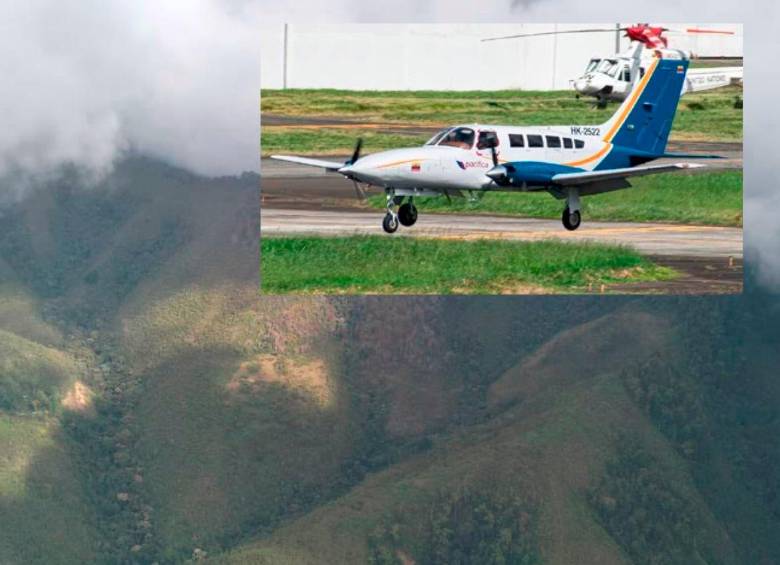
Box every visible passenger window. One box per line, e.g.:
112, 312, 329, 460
563, 137, 573, 149
477, 130, 499, 150
621, 66, 631, 82
546, 136, 561, 148
574, 139, 585, 149
527, 135, 543, 148
509, 134, 524, 147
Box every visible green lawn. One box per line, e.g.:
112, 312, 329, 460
260, 236, 676, 294
261, 85, 743, 156
366, 170, 743, 227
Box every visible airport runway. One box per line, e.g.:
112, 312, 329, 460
261, 207, 742, 259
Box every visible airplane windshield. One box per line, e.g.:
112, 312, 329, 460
438, 127, 475, 149
425, 129, 451, 146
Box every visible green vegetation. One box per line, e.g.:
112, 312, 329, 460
260, 85, 743, 155
0, 415, 99, 564
589, 436, 715, 565
369, 486, 539, 565
367, 170, 743, 226
0, 329, 79, 413
262, 128, 428, 157
261, 236, 676, 294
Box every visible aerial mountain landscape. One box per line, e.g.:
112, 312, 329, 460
0, 157, 778, 564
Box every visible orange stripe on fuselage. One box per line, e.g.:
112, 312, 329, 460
603, 58, 659, 143
564, 142, 611, 167
375, 158, 429, 169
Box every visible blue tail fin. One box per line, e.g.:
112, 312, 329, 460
601, 58, 689, 156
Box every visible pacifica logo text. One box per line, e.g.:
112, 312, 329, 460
456, 160, 490, 170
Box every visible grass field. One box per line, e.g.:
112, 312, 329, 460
260, 236, 676, 294
261, 86, 743, 156
366, 170, 743, 227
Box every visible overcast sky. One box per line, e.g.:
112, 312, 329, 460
1, 0, 777, 288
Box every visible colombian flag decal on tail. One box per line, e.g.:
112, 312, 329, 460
677, 65, 685, 74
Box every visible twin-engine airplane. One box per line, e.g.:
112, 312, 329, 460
272, 57, 713, 233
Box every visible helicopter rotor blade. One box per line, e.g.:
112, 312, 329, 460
482, 27, 627, 42
665, 27, 736, 35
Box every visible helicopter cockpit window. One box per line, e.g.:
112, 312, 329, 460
574, 139, 585, 149
596, 59, 614, 74
563, 137, 573, 149
620, 66, 631, 82
426, 129, 451, 146
585, 59, 600, 73
477, 130, 499, 150
438, 127, 475, 149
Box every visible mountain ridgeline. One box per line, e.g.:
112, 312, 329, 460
0, 156, 778, 564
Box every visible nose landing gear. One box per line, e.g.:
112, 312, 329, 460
382, 190, 418, 234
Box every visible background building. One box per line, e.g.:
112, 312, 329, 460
259, 23, 743, 91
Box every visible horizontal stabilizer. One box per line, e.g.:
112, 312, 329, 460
270, 155, 345, 171
552, 163, 706, 186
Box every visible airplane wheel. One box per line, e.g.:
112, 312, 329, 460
562, 207, 581, 231
398, 203, 418, 227
382, 213, 399, 234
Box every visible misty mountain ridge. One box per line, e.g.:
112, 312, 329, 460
0, 151, 778, 564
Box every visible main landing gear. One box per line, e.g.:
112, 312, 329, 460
562, 188, 582, 231
382, 190, 418, 234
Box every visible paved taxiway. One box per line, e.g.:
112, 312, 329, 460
261, 207, 742, 259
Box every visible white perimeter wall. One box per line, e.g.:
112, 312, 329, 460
259, 23, 743, 91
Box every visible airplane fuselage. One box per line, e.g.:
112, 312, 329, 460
341, 124, 623, 193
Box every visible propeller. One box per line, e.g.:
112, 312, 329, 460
347, 138, 363, 165
485, 143, 510, 186
344, 138, 367, 200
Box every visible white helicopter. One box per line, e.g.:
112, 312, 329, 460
484, 24, 743, 108
272, 56, 714, 233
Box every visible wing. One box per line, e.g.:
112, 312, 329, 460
270, 155, 345, 171
552, 163, 706, 186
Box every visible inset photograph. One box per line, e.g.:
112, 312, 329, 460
260, 24, 743, 294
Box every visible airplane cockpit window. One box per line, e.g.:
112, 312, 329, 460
476, 130, 499, 150
585, 59, 600, 73
438, 127, 475, 149
426, 129, 451, 146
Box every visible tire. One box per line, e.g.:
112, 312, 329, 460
398, 203, 418, 227
562, 207, 581, 231
382, 213, 399, 234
